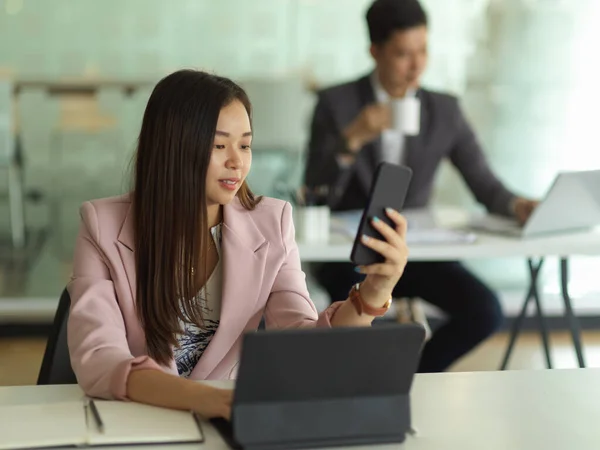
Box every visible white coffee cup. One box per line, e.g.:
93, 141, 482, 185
391, 97, 421, 135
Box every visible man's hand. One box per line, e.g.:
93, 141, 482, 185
342, 103, 391, 153
513, 197, 539, 225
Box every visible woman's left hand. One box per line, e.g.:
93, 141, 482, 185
355, 208, 409, 308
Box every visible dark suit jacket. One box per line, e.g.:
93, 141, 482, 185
304, 75, 515, 215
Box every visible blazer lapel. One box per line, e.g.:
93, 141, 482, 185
190, 201, 268, 378
116, 204, 137, 301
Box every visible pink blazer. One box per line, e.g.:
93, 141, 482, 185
67, 195, 342, 400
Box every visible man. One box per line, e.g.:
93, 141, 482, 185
304, 0, 537, 372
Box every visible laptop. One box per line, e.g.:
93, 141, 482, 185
471, 170, 600, 238
210, 323, 426, 450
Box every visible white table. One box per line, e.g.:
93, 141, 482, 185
298, 208, 600, 369
2, 370, 600, 449
298, 208, 600, 262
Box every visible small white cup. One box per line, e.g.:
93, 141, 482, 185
391, 97, 421, 135
297, 206, 330, 243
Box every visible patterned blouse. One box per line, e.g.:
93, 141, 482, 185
173, 224, 223, 378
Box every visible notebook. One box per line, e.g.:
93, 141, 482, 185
0, 398, 204, 450
0, 402, 87, 450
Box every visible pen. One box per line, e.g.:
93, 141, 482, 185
88, 399, 105, 433
83, 401, 89, 428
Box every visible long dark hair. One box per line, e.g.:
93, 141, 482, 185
133, 70, 261, 365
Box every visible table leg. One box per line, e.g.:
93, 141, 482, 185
500, 258, 546, 370
531, 259, 552, 369
560, 258, 585, 368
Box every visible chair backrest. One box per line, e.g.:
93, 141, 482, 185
37, 288, 77, 385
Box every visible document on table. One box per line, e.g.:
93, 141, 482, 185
331, 209, 477, 245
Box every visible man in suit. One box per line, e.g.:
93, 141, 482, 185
304, 0, 538, 372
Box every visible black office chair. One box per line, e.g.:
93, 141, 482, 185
37, 288, 77, 385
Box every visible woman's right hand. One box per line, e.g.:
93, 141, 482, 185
127, 370, 234, 420
194, 385, 234, 420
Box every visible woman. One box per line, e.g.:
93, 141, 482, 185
68, 70, 409, 420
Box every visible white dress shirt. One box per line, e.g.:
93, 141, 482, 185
370, 71, 416, 165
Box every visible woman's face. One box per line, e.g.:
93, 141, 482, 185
206, 99, 252, 207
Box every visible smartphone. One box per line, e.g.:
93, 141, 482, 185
350, 162, 413, 266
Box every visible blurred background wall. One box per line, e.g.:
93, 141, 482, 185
1, 0, 600, 320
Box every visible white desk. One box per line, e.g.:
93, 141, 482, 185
298, 208, 600, 369
298, 208, 600, 262
2, 370, 600, 449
